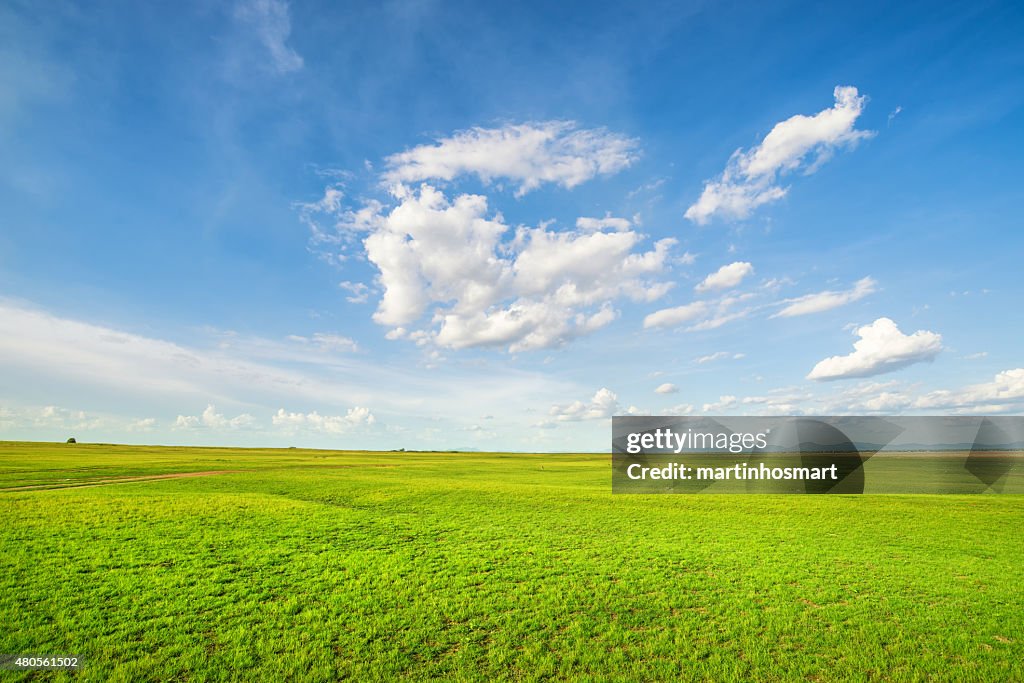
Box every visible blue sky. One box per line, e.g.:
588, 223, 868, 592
1, 0, 1022, 450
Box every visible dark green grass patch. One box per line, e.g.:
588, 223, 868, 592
1, 442, 1021, 681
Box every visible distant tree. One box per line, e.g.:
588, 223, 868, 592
66, 437, 77, 444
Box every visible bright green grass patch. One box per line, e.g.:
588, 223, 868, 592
1, 441, 1022, 681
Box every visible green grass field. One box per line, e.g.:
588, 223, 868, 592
1, 441, 1022, 681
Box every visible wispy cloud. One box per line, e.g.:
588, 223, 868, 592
685, 86, 874, 224
0, 298, 576, 428
696, 351, 744, 364
695, 261, 754, 293
339, 281, 371, 304
285, 332, 359, 353
643, 301, 709, 329
576, 214, 632, 232
773, 276, 876, 318
234, 0, 304, 74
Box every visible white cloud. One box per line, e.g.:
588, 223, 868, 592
272, 406, 376, 433
702, 395, 738, 412
810, 369, 1024, 415
688, 312, 750, 331
0, 300, 395, 419
642, 369, 1024, 419
0, 404, 129, 432
129, 418, 158, 431
773, 277, 876, 317
302, 185, 344, 215
686, 183, 786, 226
685, 86, 874, 224
695, 262, 754, 293
302, 122, 677, 354
339, 281, 370, 304
357, 184, 675, 352
287, 332, 359, 353
434, 302, 620, 353
807, 317, 943, 381
576, 215, 632, 232
382, 121, 638, 196
175, 404, 255, 430
654, 383, 679, 394
35, 406, 96, 428
548, 387, 624, 422
914, 368, 1024, 412
627, 177, 667, 199
643, 301, 709, 330
697, 351, 749, 364
364, 186, 507, 328
234, 0, 304, 74
0, 299, 601, 450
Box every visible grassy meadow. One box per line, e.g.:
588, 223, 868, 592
1, 440, 1022, 681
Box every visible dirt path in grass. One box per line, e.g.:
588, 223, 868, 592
0, 470, 246, 492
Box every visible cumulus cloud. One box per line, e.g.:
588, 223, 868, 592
234, 0, 304, 74
643, 302, 709, 330
272, 406, 376, 433
300, 120, 683, 353
702, 395, 738, 413
175, 404, 255, 430
807, 317, 943, 381
382, 121, 638, 196
353, 184, 675, 352
813, 369, 1024, 415
655, 383, 678, 394
773, 277, 876, 318
695, 262, 754, 293
547, 387, 628, 422
339, 281, 370, 304
914, 368, 1024, 412
685, 86, 874, 224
